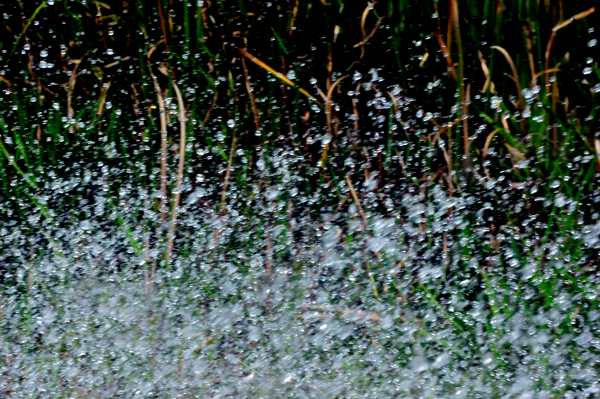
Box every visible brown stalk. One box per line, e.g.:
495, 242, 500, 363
449, 0, 466, 162
482, 128, 501, 180
353, 17, 384, 48
96, 79, 112, 130
156, 0, 170, 53
150, 73, 169, 227
346, 177, 367, 231
434, 31, 458, 81
387, 91, 401, 139
241, 56, 261, 131
199, 91, 219, 134
103, 56, 131, 69
321, 76, 347, 164
418, 52, 429, 68
130, 82, 146, 142
433, 5, 458, 81
524, 26, 537, 84
147, 39, 166, 61
440, 144, 455, 194
165, 76, 188, 266
354, 2, 383, 61
351, 83, 361, 132
359, 3, 370, 40
491, 46, 524, 110
289, 0, 299, 36
63, 59, 84, 132
220, 135, 238, 210
210, 133, 238, 265
26, 51, 43, 105
544, 7, 595, 86
238, 47, 318, 103
427, 116, 461, 146
463, 82, 471, 154
531, 68, 561, 87
478, 51, 494, 93
446, 7, 453, 57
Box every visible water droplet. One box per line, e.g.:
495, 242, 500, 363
107, 48, 114, 55
286, 70, 295, 81
589, 39, 598, 47
40, 50, 48, 58
227, 119, 235, 128
583, 67, 593, 75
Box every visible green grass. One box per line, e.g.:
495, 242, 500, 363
0, 0, 599, 397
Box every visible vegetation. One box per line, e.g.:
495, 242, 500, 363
1, 0, 600, 397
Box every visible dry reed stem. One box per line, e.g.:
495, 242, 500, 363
430, 118, 461, 146
210, 133, 238, 265
321, 76, 347, 163
96, 79, 112, 130
64, 59, 84, 132
463, 83, 471, 155
418, 52, 429, 68
346, 177, 367, 231
524, 26, 537, 84
353, 17, 384, 48
433, 4, 458, 81
449, 0, 469, 159
482, 128, 501, 180
354, 2, 383, 62
440, 144, 455, 194
289, 0, 299, 36
552, 7, 595, 32
478, 51, 495, 93
165, 77, 187, 266
150, 73, 169, 228
238, 47, 319, 104
156, 0, 169, 53
241, 56, 261, 131
491, 46, 525, 110
531, 68, 561, 87
220, 135, 238, 209
545, 7, 595, 86
147, 39, 166, 61
504, 143, 526, 163
434, 31, 458, 81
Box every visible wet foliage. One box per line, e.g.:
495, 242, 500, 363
1, 0, 600, 397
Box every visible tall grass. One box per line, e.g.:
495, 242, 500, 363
1, 0, 600, 397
